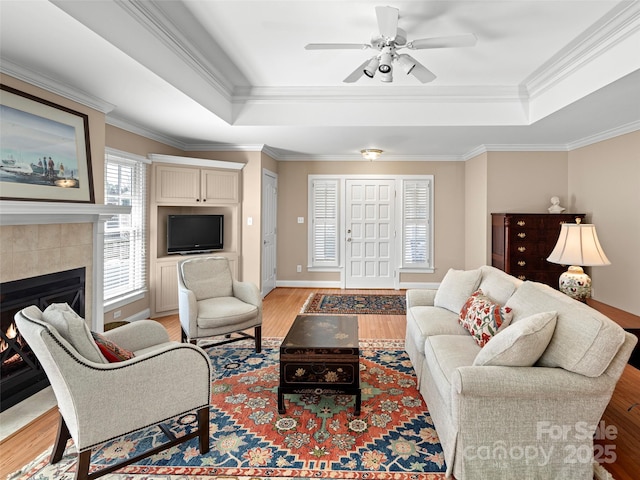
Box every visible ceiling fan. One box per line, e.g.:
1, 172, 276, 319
305, 5, 477, 83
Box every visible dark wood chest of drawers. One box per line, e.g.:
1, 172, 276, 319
491, 213, 585, 288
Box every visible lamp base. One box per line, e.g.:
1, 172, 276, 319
558, 266, 591, 303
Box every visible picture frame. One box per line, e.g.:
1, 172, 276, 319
0, 84, 94, 203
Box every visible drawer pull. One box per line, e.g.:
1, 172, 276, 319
518, 275, 526, 280
518, 261, 526, 266
517, 220, 526, 226
311, 364, 327, 375
517, 232, 526, 238
518, 246, 526, 252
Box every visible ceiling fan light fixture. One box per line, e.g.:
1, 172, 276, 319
361, 149, 383, 161
363, 57, 379, 78
378, 48, 393, 74
397, 54, 416, 74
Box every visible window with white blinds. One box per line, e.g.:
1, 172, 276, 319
309, 179, 339, 267
402, 178, 432, 268
104, 149, 148, 304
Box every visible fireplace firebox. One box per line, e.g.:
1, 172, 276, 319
0, 267, 85, 412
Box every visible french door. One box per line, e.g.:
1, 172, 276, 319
345, 179, 396, 288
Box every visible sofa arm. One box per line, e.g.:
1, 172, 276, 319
102, 320, 170, 351
453, 365, 614, 398
406, 289, 437, 308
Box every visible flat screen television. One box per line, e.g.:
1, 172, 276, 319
167, 214, 224, 254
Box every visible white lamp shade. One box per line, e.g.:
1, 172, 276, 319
547, 223, 611, 266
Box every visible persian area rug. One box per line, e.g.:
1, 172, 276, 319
301, 293, 406, 315
12, 339, 445, 480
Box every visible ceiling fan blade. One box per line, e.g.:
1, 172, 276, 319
410, 60, 437, 83
305, 43, 370, 50
343, 59, 371, 83
408, 33, 477, 50
375, 6, 399, 39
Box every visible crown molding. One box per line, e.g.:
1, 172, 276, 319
566, 119, 640, 150
0, 59, 116, 114
524, 1, 640, 99
274, 153, 464, 162
105, 116, 188, 150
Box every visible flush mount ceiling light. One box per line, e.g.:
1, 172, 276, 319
361, 149, 383, 161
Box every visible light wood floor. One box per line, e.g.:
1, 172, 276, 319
1, 288, 638, 479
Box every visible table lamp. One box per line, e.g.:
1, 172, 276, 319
546, 218, 610, 302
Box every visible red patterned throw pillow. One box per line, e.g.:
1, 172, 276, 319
458, 289, 513, 347
91, 332, 135, 362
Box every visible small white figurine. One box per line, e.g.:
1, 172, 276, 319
548, 196, 566, 213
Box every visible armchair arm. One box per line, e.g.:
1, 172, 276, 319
177, 282, 199, 339
102, 320, 170, 351
62, 343, 211, 451
406, 289, 437, 308
232, 279, 262, 308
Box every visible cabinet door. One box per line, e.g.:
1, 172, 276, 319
156, 261, 179, 312
155, 165, 201, 203
201, 170, 239, 203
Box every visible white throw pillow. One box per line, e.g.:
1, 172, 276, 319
473, 311, 557, 367
42, 303, 106, 363
434, 268, 482, 313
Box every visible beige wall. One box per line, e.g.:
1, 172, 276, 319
464, 153, 488, 269
276, 159, 466, 284
568, 130, 640, 314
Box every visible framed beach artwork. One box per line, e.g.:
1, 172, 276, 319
0, 85, 94, 203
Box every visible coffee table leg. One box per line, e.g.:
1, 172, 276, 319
355, 390, 361, 416
278, 387, 286, 414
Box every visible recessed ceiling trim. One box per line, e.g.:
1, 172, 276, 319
233, 85, 525, 104
115, 0, 236, 100
0, 59, 116, 114
524, 1, 640, 99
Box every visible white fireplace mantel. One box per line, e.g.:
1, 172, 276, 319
0, 201, 131, 331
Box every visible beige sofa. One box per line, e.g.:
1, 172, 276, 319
405, 265, 637, 480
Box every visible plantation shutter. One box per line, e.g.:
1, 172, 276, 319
311, 179, 339, 267
402, 179, 431, 268
104, 150, 148, 304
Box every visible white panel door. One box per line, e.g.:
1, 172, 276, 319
262, 170, 278, 296
345, 179, 396, 288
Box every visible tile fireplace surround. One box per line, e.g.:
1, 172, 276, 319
0, 200, 129, 332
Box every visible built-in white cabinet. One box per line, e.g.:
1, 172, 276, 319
155, 165, 239, 204
150, 161, 243, 317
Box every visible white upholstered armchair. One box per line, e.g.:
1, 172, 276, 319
15, 304, 211, 480
177, 256, 262, 352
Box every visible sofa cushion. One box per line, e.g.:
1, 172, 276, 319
473, 311, 557, 367
424, 335, 480, 401
459, 290, 513, 347
506, 281, 626, 377
42, 303, 106, 363
478, 265, 522, 305
407, 306, 469, 355
434, 268, 482, 313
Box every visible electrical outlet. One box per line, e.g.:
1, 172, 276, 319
296, 265, 302, 273
113, 310, 122, 319
297, 217, 304, 224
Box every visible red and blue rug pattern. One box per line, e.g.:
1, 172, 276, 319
302, 293, 407, 315
13, 339, 445, 480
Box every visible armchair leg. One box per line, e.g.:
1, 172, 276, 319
75, 450, 92, 480
51, 412, 71, 464
197, 406, 210, 454
255, 325, 262, 353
